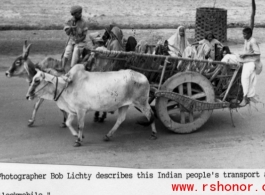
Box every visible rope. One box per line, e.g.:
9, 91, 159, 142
53, 76, 69, 101
53, 76, 58, 100
33, 76, 55, 95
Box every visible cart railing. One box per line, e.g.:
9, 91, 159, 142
89, 49, 241, 102
89, 49, 238, 67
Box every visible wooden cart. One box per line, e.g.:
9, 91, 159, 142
90, 49, 243, 133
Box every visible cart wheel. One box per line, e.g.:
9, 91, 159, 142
155, 71, 215, 133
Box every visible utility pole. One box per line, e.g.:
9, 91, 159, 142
250, 0, 256, 30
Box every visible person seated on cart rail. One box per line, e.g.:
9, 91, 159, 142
62, 5, 88, 69
221, 46, 232, 58
199, 31, 223, 61
102, 24, 124, 51
167, 25, 190, 57
238, 26, 263, 106
221, 46, 238, 64
220, 46, 240, 78
125, 36, 137, 52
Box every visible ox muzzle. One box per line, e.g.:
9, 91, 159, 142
26, 84, 37, 101
5, 71, 11, 77
26, 92, 35, 101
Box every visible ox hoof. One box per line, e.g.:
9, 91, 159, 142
98, 117, 105, 123
73, 142, 82, 147
60, 123, 67, 128
150, 133, 158, 140
28, 120, 34, 127
103, 135, 111, 141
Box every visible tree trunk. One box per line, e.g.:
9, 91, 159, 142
250, 0, 256, 30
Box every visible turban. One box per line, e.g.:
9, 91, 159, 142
70, 5, 82, 14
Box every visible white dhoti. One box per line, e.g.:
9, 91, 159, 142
241, 61, 257, 98
64, 41, 86, 67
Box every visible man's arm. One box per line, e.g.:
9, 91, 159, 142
75, 21, 88, 43
75, 34, 86, 43
64, 19, 73, 36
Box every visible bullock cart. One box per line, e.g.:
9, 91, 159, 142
89, 49, 243, 133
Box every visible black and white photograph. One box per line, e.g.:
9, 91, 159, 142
0, 0, 265, 194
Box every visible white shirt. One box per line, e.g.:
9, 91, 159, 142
244, 37, 260, 55
221, 54, 238, 64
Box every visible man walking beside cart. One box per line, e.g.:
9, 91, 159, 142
238, 26, 262, 106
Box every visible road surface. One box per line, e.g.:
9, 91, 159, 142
0, 44, 265, 169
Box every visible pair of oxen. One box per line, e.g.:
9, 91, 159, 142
5, 27, 157, 147
5, 27, 212, 147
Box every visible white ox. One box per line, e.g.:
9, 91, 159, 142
26, 64, 157, 147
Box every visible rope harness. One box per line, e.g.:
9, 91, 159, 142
31, 74, 68, 102
53, 76, 68, 101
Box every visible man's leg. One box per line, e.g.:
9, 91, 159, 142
62, 44, 73, 70
62, 57, 68, 69
248, 70, 258, 103
70, 43, 85, 67
240, 62, 255, 106
71, 45, 79, 67
247, 71, 257, 97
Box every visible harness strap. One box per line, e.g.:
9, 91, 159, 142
54, 84, 67, 101
33, 82, 50, 94
53, 77, 58, 100
53, 76, 68, 101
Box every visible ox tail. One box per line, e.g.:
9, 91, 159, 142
136, 107, 155, 127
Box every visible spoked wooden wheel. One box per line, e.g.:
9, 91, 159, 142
155, 71, 215, 133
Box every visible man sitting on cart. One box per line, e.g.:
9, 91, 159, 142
62, 5, 88, 69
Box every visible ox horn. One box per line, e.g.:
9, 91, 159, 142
22, 40, 32, 60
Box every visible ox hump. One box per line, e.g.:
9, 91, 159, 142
67, 64, 87, 80
69, 64, 86, 74
127, 70, 149, 85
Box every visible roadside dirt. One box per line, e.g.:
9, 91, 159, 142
1, 28, 265, 56
0, 0, 264, 29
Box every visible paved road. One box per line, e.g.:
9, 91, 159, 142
0, 50, 265, 168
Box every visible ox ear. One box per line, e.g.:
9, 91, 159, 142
35, 67, 45, 76
23, 40, 32, 60
62, 73, 73, 83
